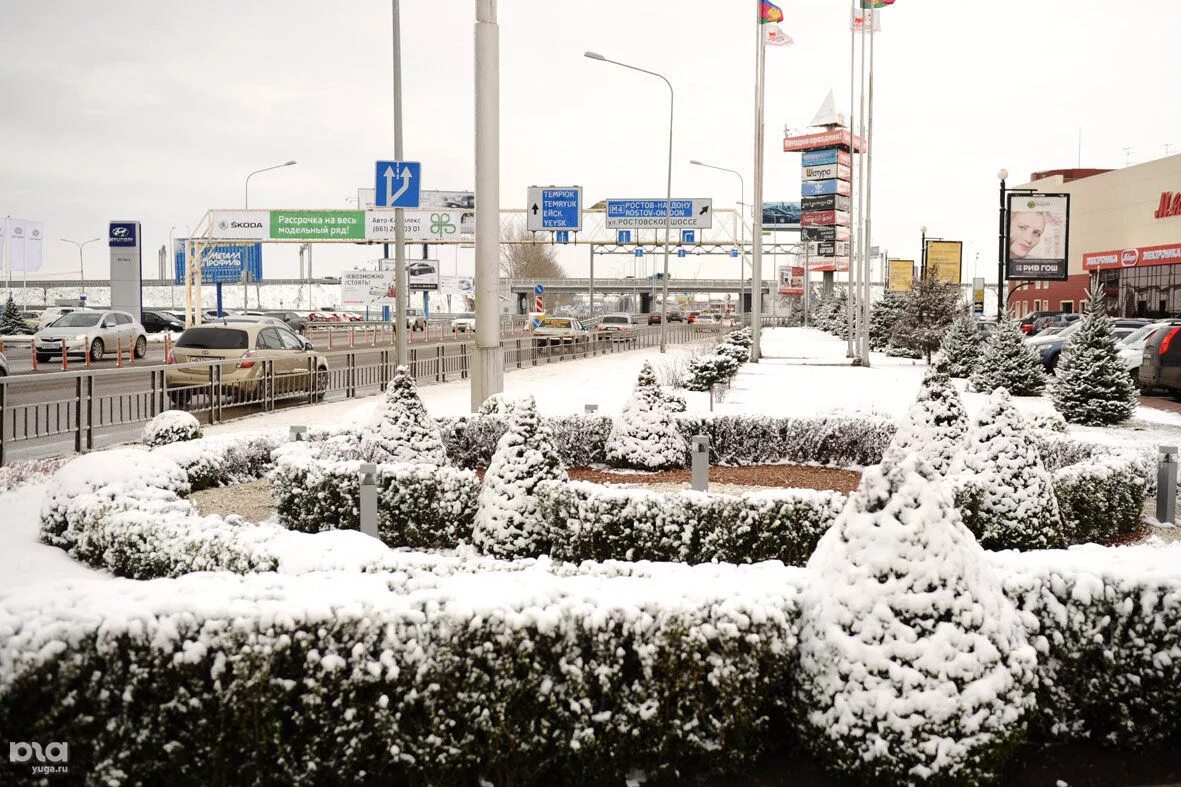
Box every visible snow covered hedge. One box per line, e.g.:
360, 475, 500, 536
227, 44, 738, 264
437, 414, 613, 468
1052, 454, 1147, 544
536, 481, 845, 566
270, 444, 479, 549
0, 566, 799, 785
151, 430, 284, 490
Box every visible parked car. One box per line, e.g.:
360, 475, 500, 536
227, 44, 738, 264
1118, 321, 1171, 379
1032, 312, 1081, 335
596, 313, 636, 339
18, 311, 41, 333
451, 312, 476, 333
34, 310, 147, 363
37, 306, 89, 329
1034, 318, 1149, 373
0, 351, 8, 377
243, 310, 308, 332
141, 310, 185, 334
532, 317, 589, 347
406, 308, 427, 331
166, 322, 327, 404
1139, 320, 1181, 396
218, 314, 289, 327
1017, 310, 1061, 335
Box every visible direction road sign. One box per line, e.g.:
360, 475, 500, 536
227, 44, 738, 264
534, 284, 544, 295
617, 230, 632, 244
635, 249, 644, 257
677, 248, 687, 258
681, 229, 696, 244
555, 230, 570, 244
526, 186, 583, 232
374, 161, 422, 208
605, 199, 714, 229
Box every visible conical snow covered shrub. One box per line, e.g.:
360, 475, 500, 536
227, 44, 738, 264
477, 392, 517, 416
795, 453, 1037, 784
472, 395, 567, 558
883, 367, 969, 476
360, 365, 448, 465
607, 362, 687, 469
1051, 285, 1137, 425
959, 388, 1065, 550
937, 310, 982, 378
971, 314, 1046, 396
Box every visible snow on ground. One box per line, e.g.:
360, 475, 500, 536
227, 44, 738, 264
0, 483, 106, 594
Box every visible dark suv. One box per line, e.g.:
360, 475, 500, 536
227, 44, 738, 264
1138, 320, 1181, 395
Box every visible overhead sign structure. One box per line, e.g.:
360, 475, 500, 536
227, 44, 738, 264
1005, 193, 1070, 281
526, 186, 583, 232
173, 241, 263, 285
887, 259, 915, 292
605, 199, 714, 229
926, 240, 964, 285
374, 160, 422, 208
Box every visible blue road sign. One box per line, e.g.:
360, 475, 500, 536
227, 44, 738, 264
555, 230, 570, 244
681, 229, 696, 244
534, 284, 545, 295
531, 318, 542, 329
677, 248, 687, 258
374, 160, 422, 208
606, 198, 712, 229
635, 248, 644, 258
527, 186, 582, 231
617, 229, 632, 244
730, 249, 740, 258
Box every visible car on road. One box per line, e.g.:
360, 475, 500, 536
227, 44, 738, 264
141, 310, 185, 334
33, 310, 147, 363
406, 308, 427, 331
596, 313, 636, 338
532, 317, 589, 347
451, 312, 476, 333
166, 322, 327, 405
695, 313, 720, 326
647, 313, 663, 325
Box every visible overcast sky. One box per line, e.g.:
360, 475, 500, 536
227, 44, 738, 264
3, 0, 1179, 284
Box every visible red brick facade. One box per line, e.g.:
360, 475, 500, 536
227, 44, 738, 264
1006, 273, 1092, 318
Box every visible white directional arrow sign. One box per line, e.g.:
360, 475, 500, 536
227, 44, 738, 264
374, 160, 422, 208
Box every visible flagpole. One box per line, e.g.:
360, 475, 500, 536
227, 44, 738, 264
845, 6, 857, 358
751, 0, 766, 361
861, 12, 875, 366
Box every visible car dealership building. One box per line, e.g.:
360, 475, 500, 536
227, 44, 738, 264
1006, 154, 1181, 318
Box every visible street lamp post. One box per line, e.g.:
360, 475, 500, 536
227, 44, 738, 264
997, 169, 1008, 320
586, 51, 674, 352
60, 237, 102, 296
244, 160, 297, 209
690, 159, 746, 317
242, 160, 296, 310
920, 225, 927, 278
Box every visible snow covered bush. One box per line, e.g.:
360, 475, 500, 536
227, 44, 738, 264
537, 480, 845, 566
151, 430, 284, 490
724, 326, 753, 348
438, 414, 612, 469
270, 444, 479, 548
360, 365, 448, 465
141, 410, 202, 447
957, 389, 1065, 550
883, 367, 969, 476
477, 392, 516, 415
659, 386, 687, 412
1051, 284, 1137, 425
681, 352, 739, 392
937, 310, 982, 378
1025, 410, 1067, 434
606, 362, 687, 470
972, 314, 1046, 396
0, 457, 65, 493
714, 340, 750, 367
1052, 453, 1147, 544
795, 453, 1037, 784
472, 396, 568, 558
677, 414, 896, 468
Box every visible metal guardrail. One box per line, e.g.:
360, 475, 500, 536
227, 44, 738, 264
0, 323, 720, 465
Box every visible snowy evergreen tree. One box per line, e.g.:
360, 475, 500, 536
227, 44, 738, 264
360, 365, 448, 465
883, 367, 970, 476
795, 452, 1037, 784
1051, 285, 1137, 425
472, 395, 567, 558
607, 362, 687, 469
889, 271, 960, 362
971, 314, 1046, 396
0, 294, 28, 335
825, 287, 849, 338
937, 309, 983, 378
869, 291, 905, 350
682, 353, 738, 392
958, 388, 1065, 550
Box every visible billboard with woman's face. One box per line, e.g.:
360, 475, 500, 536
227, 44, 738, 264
1005, 193, 1070, 280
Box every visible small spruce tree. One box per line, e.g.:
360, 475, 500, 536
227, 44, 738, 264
883, 367, 970, 476
889, 270, 961, 362
959, 388, 1065, 550
472, 395, 567, 558
0, 294, 28, 335
1051, 285, 1137, 425
869, 291, 905, 350
607, 361, 687, 469
937, 310, 983, 378
360, 365, 448, 464
971, 314, 1046, 396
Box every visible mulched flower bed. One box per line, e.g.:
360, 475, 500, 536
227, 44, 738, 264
566, 464, 862, 493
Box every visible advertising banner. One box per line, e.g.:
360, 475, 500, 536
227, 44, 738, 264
173, 240, 263, 285
762, 201, 802, 228
440, 275, 475, 296
270, 210, 365, 241
802, 226, 851, 242
801, 179, 852, 197
801, 148, 852, 167
808, 241, 850, 258
406, 259, 441, 291
888, 259, 915, 292
778, 265, 804, 295
801, 210, 851, 227
367, 209, 475, 241
108, 220, 142, 319
926, 240, 963, 285
210, 210, 270, 240
1005, 193, 1069, 281
809, 258, 850, 272
1083, 242, 1181, 270
802, 163, 852, 182
973, 277, 986, 314
6, 219, 45, 272
801, 194, 851, 213
783, 129, 865, 152
341, 270, 395, 306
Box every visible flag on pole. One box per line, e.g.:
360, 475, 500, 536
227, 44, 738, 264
759, 1, 784, 23
851, 7, 882, 32
7, 220, 45, 273
764, 24, 793, 45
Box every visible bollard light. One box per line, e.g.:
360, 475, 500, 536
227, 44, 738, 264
359, 462, 379, 538
289, 425, 308, 442
691, 434, 710, 492
1157, 445, 1178, 526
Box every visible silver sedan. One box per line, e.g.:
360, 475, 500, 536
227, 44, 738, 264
34, 310, 148, 363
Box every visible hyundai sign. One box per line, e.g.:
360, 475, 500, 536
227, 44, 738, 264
174, 240, 264, 285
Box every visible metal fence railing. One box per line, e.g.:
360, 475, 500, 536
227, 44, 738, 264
0, 323, 721, 465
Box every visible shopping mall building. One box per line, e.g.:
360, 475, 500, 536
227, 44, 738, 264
1006, 154, 1181, 318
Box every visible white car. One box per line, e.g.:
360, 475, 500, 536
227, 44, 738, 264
695, 313, 720, 326
532, 317, 589, 347
451, 312, 476, 333
34, 309, 148, 363
595, 313, 636, 338
1118, 321, 1170, 376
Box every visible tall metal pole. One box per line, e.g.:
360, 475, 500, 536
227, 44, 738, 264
860, 15, 875, 365
997, 172, 1008, 320
472, 0, 503, 410
846, 8, 857, 358
750, 3, 766, 360
392, 0, 409, 367
660, 80, 673, 353
853, 6, 867, 364
803, 241, 811, 327
589, 245, 595, 316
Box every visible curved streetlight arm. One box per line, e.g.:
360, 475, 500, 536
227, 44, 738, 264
244, 160, 297, 208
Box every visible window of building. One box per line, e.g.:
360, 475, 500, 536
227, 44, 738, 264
1061, 301, 1074, 313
